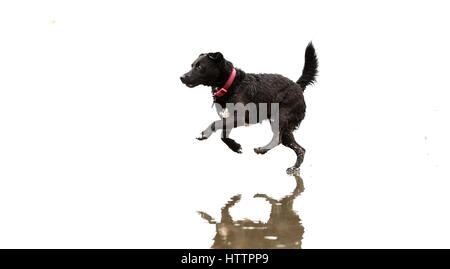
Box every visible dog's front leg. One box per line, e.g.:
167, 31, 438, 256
196, 122, 215, 140
221, 128, 242, 153
196, 117, 243, 141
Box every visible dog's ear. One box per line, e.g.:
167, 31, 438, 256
208, 52, 223, 62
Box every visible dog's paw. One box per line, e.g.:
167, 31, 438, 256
286, 166, 300, 175
254, 147, 269, 155
196, 132, 209, 141
231, 144, 242, 154
221, 138, 242, 153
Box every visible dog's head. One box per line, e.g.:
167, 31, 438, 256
180, 52, 232, 88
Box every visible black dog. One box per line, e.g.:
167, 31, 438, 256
181, 43, 318, 174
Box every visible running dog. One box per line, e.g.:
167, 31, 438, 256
180, 43, 318, 174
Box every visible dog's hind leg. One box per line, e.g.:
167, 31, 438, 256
221, 128, 242, 154
254, 121, 281, 155
281, 132, 305, 175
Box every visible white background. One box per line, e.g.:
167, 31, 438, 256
1, 0, 449, 248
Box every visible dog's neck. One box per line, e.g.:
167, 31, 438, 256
212, 68, 236, 98
211, 68, 245, 99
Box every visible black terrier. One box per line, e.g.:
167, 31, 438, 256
181, 43, 318, 174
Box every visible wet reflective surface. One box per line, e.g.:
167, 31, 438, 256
198, 175, 304, 249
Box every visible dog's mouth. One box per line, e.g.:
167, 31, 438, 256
186, 83, 198, 88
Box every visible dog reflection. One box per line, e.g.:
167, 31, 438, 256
198, 175, 304, 249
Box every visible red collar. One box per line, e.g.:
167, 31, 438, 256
214, 68, 236, 97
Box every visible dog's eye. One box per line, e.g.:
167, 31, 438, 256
195, 63, 202, 70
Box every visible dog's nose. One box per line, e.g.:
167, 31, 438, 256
180, 76, 184, 82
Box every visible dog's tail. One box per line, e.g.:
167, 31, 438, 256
297, 42, 318, 90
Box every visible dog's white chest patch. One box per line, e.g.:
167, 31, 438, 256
219, 108, 230, 118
